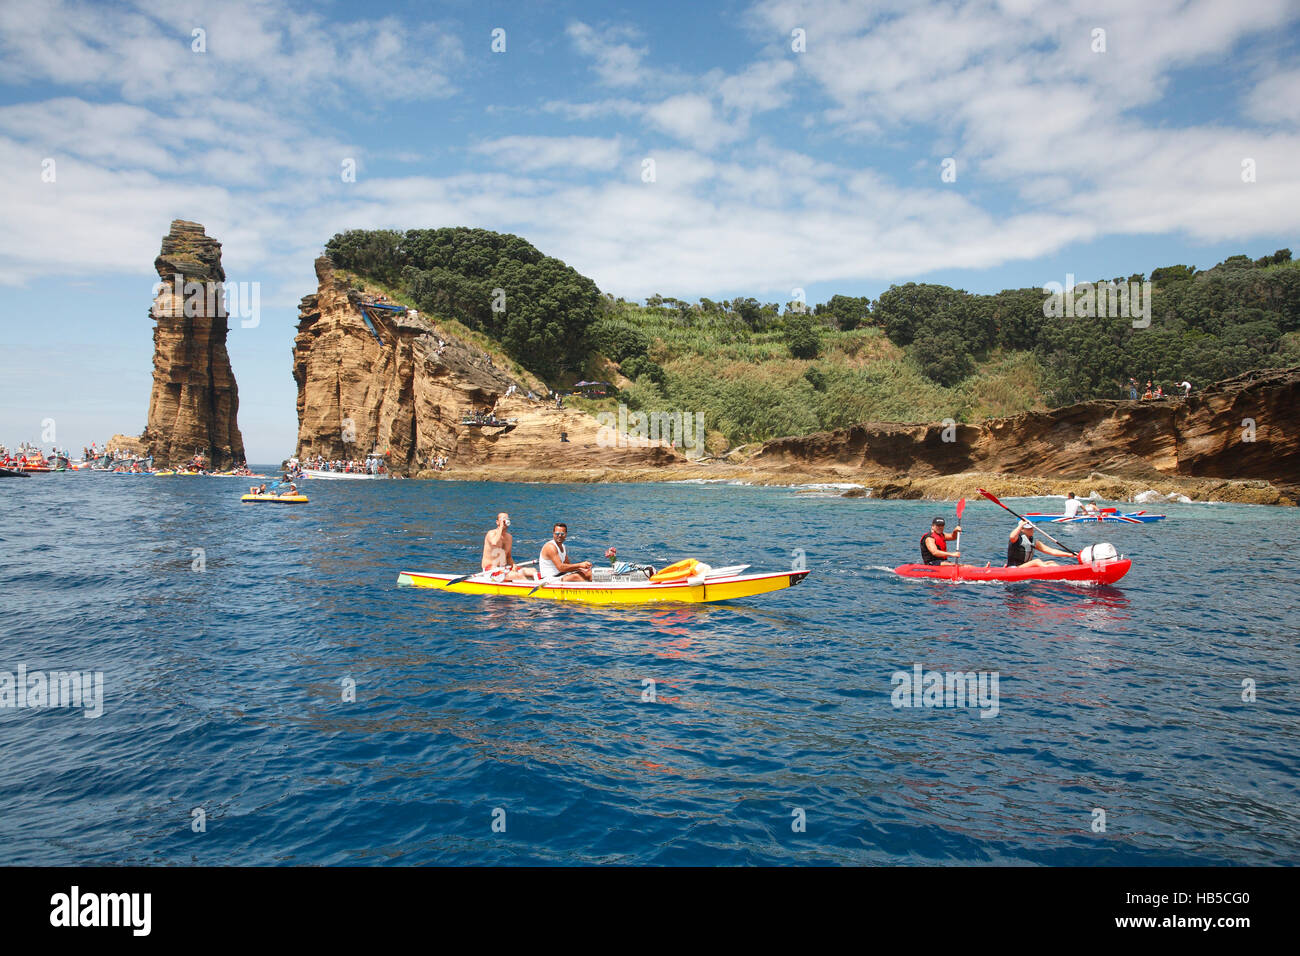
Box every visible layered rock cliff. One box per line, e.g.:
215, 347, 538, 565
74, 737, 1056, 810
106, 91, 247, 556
751, 367, 1300, 494
292, 257, 682, 475
138, 220, 244, 467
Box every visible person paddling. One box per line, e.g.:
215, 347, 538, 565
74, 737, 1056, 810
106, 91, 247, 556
921, 516, 961, 565
482, 512, 536, 581
538, 522, 593, 581
1062, 492, 1082, 518
1006, 519, 1074, 568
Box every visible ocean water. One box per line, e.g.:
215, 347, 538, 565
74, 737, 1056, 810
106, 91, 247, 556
1, 473, 1297, 865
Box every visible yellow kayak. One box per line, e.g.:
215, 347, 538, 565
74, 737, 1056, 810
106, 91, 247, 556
154, 470, 175, 476
241, 494, 309, 504
395, 567, 809, 605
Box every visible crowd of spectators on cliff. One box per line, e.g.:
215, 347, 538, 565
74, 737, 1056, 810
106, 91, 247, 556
1128, 379, 1193, 401
462, 409, 511, 427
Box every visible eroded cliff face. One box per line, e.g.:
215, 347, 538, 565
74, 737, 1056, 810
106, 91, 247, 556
292, 257, 682, 475
752, 367, 1300, 492
139, 220, 244, 467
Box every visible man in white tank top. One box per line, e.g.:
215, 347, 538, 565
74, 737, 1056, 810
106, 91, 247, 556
538, 523, 593, 581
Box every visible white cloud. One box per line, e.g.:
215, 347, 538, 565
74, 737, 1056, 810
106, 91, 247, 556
0, 0, 463, 104
565, 21, 650, 87
1245, 66, 1300, 126
646, 94, 745, 150
1, 0, 1297, 306
471, 136, 624, 173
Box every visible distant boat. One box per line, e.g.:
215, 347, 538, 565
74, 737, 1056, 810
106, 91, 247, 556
301, 468, 381, 480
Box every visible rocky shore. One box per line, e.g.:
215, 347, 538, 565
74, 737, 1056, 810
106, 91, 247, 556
413, 462, 1292, 505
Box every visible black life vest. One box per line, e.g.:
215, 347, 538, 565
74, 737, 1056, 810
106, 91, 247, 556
1006, 534, 1033, 566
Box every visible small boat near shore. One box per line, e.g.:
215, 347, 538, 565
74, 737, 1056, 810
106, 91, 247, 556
1023, 511, 1166, 523
397, 567, 810, 605
301, 469, 380, 480
241, 494, 309, 504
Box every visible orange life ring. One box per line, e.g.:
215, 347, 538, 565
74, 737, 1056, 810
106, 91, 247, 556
649, 559, 700, 583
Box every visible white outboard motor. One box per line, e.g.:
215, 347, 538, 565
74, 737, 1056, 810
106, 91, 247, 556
1079, 542, 1119, 564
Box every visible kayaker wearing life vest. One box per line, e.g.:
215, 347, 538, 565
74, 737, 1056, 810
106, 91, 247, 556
482, 512, 536, 581
921, 516, 961, 565
538, 522, 593, 581
1006, 519, 1074, 568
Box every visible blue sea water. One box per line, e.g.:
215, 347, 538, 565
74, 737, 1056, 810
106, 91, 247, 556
1, 473, 1297, 866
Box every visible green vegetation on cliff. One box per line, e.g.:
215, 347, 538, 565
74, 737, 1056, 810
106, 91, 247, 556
326, 228, 600, 380
327, 228, 1300, 450
603, 251, 1299, 449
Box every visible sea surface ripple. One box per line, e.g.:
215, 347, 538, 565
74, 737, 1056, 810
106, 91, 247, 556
1, 474, 1297, 865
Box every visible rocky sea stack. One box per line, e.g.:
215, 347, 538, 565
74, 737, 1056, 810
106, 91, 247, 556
139, 220, 244, 468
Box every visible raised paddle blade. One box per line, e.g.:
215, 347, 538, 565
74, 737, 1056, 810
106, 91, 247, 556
956, 497, 966, 519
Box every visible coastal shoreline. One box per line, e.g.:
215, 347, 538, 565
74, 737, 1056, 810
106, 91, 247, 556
408, 464, 1295, 506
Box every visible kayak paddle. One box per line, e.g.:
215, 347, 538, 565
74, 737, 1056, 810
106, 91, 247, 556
977, 488, 1079, 556
954, 497, 965, 580
954, 497, 965, 556
449, 560, 536, 587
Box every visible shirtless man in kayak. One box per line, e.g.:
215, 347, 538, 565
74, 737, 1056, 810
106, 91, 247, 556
482, 512, 536, 581
538, 522, 593, 581
1006, 520, 1074, 568
921, 516, 961, 565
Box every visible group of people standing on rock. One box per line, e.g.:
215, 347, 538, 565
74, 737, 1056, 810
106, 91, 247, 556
1129, 378, 1192, 400
481, 513, 594, 583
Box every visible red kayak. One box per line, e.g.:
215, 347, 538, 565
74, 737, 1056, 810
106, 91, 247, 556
894, 559, 1131, 585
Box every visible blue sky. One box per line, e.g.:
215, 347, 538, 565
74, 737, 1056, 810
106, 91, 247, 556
1, 0, 1297, 461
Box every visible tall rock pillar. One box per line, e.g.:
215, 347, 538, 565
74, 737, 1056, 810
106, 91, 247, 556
140, 220, 245, 468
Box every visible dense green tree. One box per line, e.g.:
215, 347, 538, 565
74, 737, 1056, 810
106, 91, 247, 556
910, 325, 975, 385
876, 283, 969, 346
782, 313, 822, 359
1150, 264, 1197, 283
814, 294, 872, 331
733, 297, 764, 329
590, 317, 650, 362
620, 355, 667, 386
